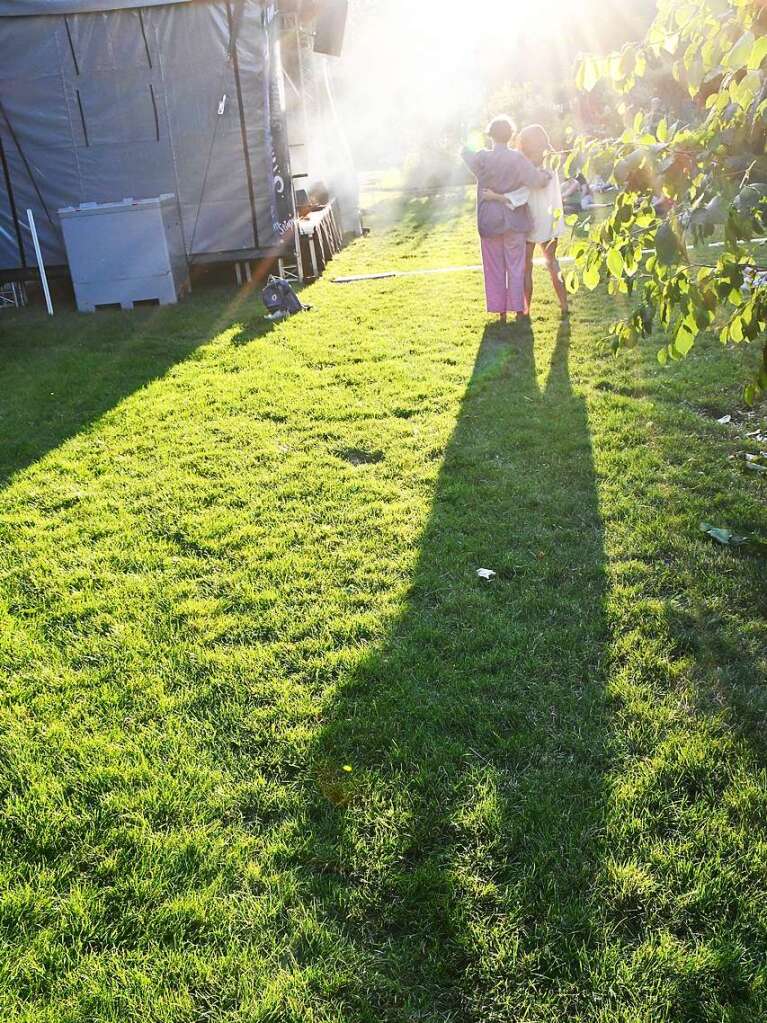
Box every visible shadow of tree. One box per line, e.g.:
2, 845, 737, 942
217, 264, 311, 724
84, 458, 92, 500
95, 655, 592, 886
296, 319, 611, 1019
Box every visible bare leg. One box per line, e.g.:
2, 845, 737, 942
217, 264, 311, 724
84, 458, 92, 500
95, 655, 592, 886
543, 240, 569, 313
524, 242, 535, 314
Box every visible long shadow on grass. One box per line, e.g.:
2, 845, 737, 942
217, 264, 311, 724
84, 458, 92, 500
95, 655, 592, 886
0, 293, 268, 486
302, 319, 610, 1019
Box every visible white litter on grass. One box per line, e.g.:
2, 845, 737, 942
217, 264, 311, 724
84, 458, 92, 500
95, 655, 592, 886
477, 568, 496, 581
332, 238, 767, 285
717, 414, 732, 425
332, 271, 398, 284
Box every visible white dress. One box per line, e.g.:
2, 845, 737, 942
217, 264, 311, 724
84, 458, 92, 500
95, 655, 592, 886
526, 173, 566, 245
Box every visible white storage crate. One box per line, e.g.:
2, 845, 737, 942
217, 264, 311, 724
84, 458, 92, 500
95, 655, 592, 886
59, 194, 189, 312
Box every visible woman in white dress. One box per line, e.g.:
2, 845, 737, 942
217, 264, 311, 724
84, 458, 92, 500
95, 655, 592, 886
517, 124, 569, 315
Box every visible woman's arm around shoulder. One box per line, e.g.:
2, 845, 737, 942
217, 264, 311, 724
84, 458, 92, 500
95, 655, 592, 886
481, 188, 509, 204
516, 152, 551, 190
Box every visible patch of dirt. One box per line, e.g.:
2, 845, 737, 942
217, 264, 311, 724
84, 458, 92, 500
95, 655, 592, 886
335, 448, 385, 466
688, 403, 767, 436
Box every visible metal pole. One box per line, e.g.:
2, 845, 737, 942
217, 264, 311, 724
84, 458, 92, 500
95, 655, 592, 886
290, 181, 304, 283
290, 16, 309, 285
26, 208, 53, 315
0, 131, 26, 268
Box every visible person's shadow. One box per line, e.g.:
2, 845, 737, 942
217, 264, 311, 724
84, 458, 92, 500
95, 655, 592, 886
297, 317, 610, 1018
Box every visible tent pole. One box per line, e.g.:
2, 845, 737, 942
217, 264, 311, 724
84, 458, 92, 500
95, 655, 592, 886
0, 131, 25, 268
290, 15, 308, 284
1, 99, 55, 227
227, 0, 260, 250
27, 208, 53, 315
290, 180, 304, 283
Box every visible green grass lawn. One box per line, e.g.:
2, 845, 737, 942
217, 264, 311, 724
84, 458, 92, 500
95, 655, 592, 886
359, 191, 477, 270
2, 190, 767, 1022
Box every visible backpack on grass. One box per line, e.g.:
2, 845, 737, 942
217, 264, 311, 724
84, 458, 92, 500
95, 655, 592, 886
262, 277, 305, 321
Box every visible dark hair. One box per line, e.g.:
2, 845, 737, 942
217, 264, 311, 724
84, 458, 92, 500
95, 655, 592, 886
486, 116, 515, 145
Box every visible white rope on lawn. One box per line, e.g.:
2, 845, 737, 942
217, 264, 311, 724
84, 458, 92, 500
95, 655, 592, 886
331, 236, 767, 284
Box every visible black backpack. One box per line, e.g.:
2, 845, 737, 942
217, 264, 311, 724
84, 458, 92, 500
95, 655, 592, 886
262, 277, 304, 320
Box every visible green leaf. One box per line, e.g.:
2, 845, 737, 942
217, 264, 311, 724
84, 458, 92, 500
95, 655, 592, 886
655, 221, 685, 266
675, 327, 695, 355
674, 3, 696, 28
606, 248, 625, 278
581, 56, 600, 93
564, 270, 580, 294
583, 263, 601, 291
745, 382, 762, 405
639, 304, 654, 335
748, 35, 767, 70
734, 182, 767, 215
734, 70, 762, 108
724, 31, 755, 70
656, 117, 669, 142
621, 48, 637, 80
689, 60, 707, 96
684, 308, 699, 333
700, 39, 715, 69
702, 195, 728, 226
663, 32, 680, 56
607, 52, 623, 83
575, 59, 585, 92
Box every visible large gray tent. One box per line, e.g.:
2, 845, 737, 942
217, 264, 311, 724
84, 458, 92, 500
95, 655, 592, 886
0, 0, 353, 275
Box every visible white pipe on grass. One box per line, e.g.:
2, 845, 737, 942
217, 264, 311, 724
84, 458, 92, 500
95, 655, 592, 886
26, 208, 53, 315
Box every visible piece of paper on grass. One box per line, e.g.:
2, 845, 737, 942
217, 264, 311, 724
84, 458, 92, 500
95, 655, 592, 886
476, 568, 496, 581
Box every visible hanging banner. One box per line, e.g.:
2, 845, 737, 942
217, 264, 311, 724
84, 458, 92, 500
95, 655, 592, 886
263, 3, 294, 241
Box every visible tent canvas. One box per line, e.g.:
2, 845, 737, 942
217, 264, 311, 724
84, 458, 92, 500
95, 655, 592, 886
0, 1, 191, 15
0, 0, 308, 273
